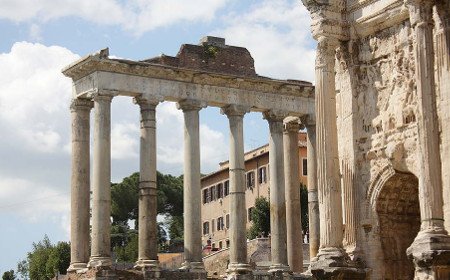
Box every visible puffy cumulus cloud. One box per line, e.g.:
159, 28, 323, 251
111, 122, 140, 160
156, 102, 228, 174
0, 42, 79, 153
0, 0, 228, 35
0, 176, 69, 223
216, 0, 315, 82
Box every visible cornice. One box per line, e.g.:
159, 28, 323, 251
62, 51, 314, 99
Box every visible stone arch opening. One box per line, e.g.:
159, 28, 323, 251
376, 172, 420, 280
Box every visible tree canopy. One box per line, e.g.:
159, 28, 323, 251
247, 183, 309, 239
17, 235, 70, 280
2, 270, 16, 280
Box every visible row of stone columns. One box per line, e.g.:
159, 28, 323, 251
68, 94, 317, 275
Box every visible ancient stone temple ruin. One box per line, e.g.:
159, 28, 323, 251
64, 0, 450, 278
63, 37, 315, 280
301, 0, 450, 279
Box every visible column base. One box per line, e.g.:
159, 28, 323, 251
227, 263, 252, 279
135, 259, 160, 273
67, 262, 88, 273
88, 256, 113, 268
406, 230, 450, 279
179, 261, 206, 273
268, 264, 291, 275
310, 247, 366, 279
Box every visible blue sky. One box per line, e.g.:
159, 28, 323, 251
0, 0, 315, 275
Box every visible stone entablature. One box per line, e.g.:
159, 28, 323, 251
62, 49, 314, 117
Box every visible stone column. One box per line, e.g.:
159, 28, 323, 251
68, 98, 93, 272
177, 99, 205, 273
263, 110, 290, 274
283, 119, 303, 273
305, 121, 319, 260
435, 0, 450, 234
310, 37, 348, 268
221, 105, 252, 278
89, 94, 113, 268
406, 0, 450, 276
135, 98, 160, 271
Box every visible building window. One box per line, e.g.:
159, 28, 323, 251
203, 221, 209, 235
217, 216, 224, 231
211, 219, 215, 232
226, 240, 230, 248
258, 166, 267, 184
210, 185, 216, 201
217, 183, 223, 199
248, 207, 254, 222
226, 214, 230, 229
219, 241, 223, 249
302, 158, 307, 176
246, 171, 255, 189
203, 189, 210, 204
224, 180, 229, 196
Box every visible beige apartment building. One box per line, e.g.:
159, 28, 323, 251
200, 132, 307, 250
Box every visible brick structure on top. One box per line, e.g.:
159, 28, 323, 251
143, 36, 257, 77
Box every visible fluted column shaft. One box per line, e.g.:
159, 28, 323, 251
89, 95, 113, 268
68, 98, 93, 272
283, 121, 303, 273
435, 0, 450, 233
408, 0, 446, 235
177, 99, 205, 272
264, 111, 290, 273
306, 123, 319, 260
222, 105, 252, 276
135, 98, 159, 270
405, 1, 450, 275
314, 37, 345, 257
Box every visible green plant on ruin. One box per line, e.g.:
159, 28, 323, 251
203, 45, 219, 58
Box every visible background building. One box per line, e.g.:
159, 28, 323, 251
200, 132, 307, 250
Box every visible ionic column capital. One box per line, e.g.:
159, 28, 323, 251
92, 94, 113, 103
220, 104, 250, 117
283, 119, 301, 133
133, 96, 163, 109
406, 0, 435, 27
70, 98, 94, 112
176, 99, 206, 112
263, 110, 289, 123
316, 37, 338, 70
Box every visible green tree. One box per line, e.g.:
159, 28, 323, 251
17, 260, 28, 280
248, 197, 271, 239
111, 172, 139, 225
2, 270, 16, 280
111, 171, 184, 261
28, 235, 53, 280
46, 242, 70, 276
22, 235, 70, 280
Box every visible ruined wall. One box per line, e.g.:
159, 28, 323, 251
335, 20, 422, 279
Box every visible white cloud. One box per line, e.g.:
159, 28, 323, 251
29, 23, 42, 41
0, 42, 79, 153
0, 0, 229, 35
111, 122, 140, 160
217, 0, 315, 82
156, 102, 228, 173
0, 177, 69, 223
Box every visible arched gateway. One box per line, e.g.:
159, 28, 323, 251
376, 172, 420, 279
